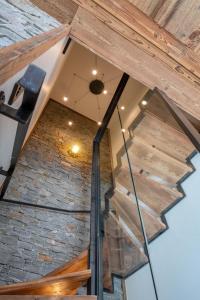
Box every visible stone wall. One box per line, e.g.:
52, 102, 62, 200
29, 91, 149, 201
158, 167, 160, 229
0, 0, 60, 47
0, 100, 112, 284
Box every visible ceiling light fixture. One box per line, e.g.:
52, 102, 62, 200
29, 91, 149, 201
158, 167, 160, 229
68, 121, 73, 126
141, 100, 148, 106
121, 128, 126, 133
92, 69, 98, 76
63, 96, 68, 102
121, 106, 125, 110
97, 121, 102, 126
103, 90, 108, 95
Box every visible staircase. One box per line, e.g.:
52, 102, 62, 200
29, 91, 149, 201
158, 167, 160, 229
103, 93, 196, 285
0, 251, 95, 299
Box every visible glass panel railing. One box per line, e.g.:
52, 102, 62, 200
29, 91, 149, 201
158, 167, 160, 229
99, 77, 158, 300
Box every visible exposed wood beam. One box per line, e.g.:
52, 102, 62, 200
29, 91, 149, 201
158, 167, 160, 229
74, 0, 200, 80
0, 25, 69, 86
30, 0, 78, 24
70, 7, 200, 120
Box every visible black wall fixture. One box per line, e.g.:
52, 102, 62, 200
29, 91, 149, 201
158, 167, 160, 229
0, 64, 46, 198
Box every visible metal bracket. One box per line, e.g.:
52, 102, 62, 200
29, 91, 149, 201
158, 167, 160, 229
0, 167, 7, 176
0, 64, 46, 124
8, 81, 24, 105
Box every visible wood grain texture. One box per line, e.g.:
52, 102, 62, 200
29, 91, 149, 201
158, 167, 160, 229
126, 137, 192, 188
154, 0, 200, 53
112, 189, 166, 242
133, 113, 195, 163
0, 270, 91, 295
75, 0, 200, 81
116, 167, 182, 215
105, 212, 148, 277
45, 250, 88, 277
0, 25, 69, 86
30, 0, 78, 24
70, 6, 200, 121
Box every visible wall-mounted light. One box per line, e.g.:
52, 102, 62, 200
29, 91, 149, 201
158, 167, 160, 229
121, 128, 126, 133
92, 69, 98, 76
67, 144, 80, 158
121, 106, 125, 110
103, 90, 108, 95
97, 121, 102, 126
141, 100, 148, 106
68, 121, 73, 126
71, 144, 80, 154
63, 96, 68, 102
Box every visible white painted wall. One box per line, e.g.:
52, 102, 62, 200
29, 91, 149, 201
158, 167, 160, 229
0, 37, 68, 186
126, 153, 200, 300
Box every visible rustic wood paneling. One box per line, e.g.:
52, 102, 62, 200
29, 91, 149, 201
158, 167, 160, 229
128, 0, 166, 17
30, 0, 78, 24
0, 25, 69, 85
70, 7, 200, 120
128, 0, 200, 54
89, 0, 200, 80
154, 0, 200, 53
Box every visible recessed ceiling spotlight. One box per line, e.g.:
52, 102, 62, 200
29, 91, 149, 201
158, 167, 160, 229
92, 69, 98, 76
63, 96, 68, 102
71, 144, 80, 154
141, 100, 148, 106
121, 128, 126, 133
103, 90, 108, 95
121, 106, 125, 110
97, 121, 102, 126
68, 121, 73, 126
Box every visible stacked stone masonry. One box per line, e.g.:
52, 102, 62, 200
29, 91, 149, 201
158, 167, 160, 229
0, 100, 123, 299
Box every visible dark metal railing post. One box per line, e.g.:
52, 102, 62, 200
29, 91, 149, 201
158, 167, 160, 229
0, 64, 46, 198
90, 73, 129, 299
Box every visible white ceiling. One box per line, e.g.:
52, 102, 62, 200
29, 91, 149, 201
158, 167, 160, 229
51, 41, 122, 123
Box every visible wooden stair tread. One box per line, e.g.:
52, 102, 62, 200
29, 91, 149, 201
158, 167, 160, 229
133, 112, 195, 162
111, 189, 166, 242
122, 136, 192, 188
116, 166, 182, 214
105, 212, 147, 277
45, 250, 88, 277
0, 270, 91, 295
144, 92, 183, 132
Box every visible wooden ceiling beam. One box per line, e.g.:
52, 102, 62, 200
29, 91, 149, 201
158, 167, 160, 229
30, 0, 78, 24
0, 25, 69, 86
78, 0, 200, 79
70, 6, 200, 120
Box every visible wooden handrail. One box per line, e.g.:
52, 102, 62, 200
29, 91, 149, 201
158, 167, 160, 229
0, 270, 91, 295
0, 24, 70, 86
